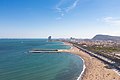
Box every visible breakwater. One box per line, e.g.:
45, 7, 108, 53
29, 49, 69, 53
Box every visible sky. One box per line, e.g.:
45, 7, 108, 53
0, 0, 120, 38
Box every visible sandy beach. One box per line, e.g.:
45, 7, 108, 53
63, 42, 120, 80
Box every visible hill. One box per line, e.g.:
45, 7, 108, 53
92, 34, 120, 41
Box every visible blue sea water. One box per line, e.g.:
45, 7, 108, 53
0, 39, 83, 80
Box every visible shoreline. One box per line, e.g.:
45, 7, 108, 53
77, 56, 86, 80
63, 42, 86, 80
63, 41, 120, 80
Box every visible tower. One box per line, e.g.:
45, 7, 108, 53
48, 36, 52, 42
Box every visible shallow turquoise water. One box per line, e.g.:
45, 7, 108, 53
0, 39, 83, 80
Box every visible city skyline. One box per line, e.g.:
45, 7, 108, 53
0, 0, 120, 38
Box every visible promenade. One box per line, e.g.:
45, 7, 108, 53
63, 41, 120, 80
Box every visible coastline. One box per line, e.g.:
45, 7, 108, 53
77, 56, 86, 80
63, 41, 120, 80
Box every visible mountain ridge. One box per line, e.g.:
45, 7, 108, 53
92, 34, 120, 41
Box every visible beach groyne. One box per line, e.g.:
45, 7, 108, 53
29, 43, 120, 72
29, 49, 71, 53
29, 41, 120, 80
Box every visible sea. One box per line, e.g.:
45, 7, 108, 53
0, 39, 84, 80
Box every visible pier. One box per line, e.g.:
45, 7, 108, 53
29, 43, 120, 72
29, 49, 70, 53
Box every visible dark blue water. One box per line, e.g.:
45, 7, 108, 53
0, 39, 83, 80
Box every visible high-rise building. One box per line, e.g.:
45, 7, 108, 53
48, 36, 52, 41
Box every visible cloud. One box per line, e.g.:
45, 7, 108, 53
101, 17, 120, 26
66, 0, 80, 12
55, 0, 80, 19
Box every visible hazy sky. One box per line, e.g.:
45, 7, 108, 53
0, 0, 120, 38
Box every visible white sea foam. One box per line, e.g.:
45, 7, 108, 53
113, 69, 120, 76
76, 56, 86, 80
62, 42, 86, 80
